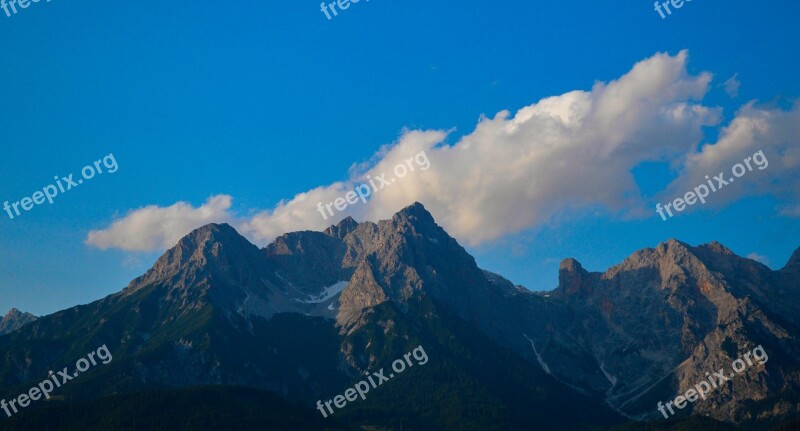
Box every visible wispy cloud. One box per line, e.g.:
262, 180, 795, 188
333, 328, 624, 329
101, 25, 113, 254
723, 73, 741, 98
747, 252, 770, 266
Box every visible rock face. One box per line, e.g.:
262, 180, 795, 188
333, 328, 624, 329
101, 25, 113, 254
0, 308, 36, 335
0, 202, 797, 428
503, 239, 800, 423
268, 204, 800, 425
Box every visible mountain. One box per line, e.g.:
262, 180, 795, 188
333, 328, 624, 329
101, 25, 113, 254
0, 205, 621, 430
0, 202, 798, 430
509, 240, 800, 425
0, 309, 36, 335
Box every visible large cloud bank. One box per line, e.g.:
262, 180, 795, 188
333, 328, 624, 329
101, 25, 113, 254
86, 51, 800, 252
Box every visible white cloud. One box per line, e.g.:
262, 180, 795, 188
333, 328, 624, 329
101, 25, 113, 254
723, 73, 741, 98
661, 101, 800, 214
85, 50, 798, 252
241, 50, 720, 246
85, 195, 235, 251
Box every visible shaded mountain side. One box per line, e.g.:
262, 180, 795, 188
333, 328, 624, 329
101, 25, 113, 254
335, 295, 622, 430
537, 240, 800, 423
264, 229, 350, 293
0, 284, 351, 404
0, 202, 797, 428
0, 386, 355, 431
0, 286, 623, 430
0, 309, 36, 336
0, 384, 740, 431
608, 416, 738, 431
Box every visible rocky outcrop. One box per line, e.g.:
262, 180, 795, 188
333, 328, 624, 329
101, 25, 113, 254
0, 308, 36, 335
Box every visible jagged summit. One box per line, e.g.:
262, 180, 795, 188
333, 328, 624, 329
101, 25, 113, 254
323, 216, 359, 239
176, 223, 252, 249
557, 258, 593, 297
392, 201, 436, 225
559, 257, 585, 272
697, 240, 735, 256
655, 238, 692, 253
0, 308, 37, 335
2, 308, 35, 321
124, 222, 266, 298
381, 202, 444, 245
4, 308, 22, 317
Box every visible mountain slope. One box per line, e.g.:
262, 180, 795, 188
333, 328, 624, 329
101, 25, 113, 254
499, 240, 800, 425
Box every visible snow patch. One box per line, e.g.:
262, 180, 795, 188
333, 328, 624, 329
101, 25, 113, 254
599, 362, 617, 387
238, 291, 251, 315
299, 281, 348, 304
523, 333, 551, 375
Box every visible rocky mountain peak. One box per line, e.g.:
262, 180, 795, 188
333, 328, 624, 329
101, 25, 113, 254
391, 202, 436, 227
379, 202, 447, 249
557, 258, 593, 297
559, 257, 584, 273
126, 223, 265, 293
697, 240, 735, 256
4, 308, 23, 318
175, 223, 248, 251
323, 216, 359, 239
627, 238, 699, 270
0, 308, 37, 335
165, 223, 260, 268
656, 238, 692, 254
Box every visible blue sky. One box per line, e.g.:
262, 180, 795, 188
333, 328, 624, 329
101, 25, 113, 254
1, 0, 798, 316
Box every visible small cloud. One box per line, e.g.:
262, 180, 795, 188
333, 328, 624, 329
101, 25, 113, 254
86, 195, 235, 252
510, 242, 527, 256
723, 73, 740, 98
122, 254, 145, 268
746, 252, 770, 266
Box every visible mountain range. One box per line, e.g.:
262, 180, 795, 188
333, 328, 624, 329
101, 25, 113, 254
1, 202, 798, 430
